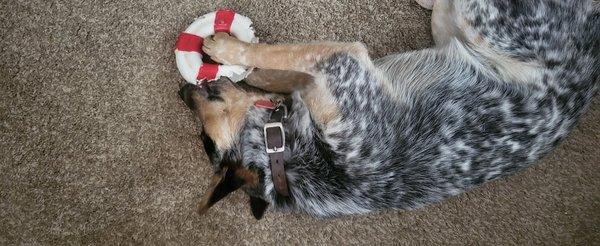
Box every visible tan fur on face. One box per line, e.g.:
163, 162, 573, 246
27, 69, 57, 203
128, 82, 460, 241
192, 81, 270, 150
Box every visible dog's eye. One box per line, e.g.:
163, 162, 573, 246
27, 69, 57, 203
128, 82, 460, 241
207, 95, 224, 102
205, 84, 224, 102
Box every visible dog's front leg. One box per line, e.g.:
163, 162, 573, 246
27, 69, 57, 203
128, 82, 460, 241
203, 33, 371, 76
244, 69, 313, 93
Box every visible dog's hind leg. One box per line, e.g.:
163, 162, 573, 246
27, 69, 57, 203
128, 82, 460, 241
450, 0, 597, 86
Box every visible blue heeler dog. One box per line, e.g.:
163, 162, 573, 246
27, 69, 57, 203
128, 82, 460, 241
178, 0, 599, 219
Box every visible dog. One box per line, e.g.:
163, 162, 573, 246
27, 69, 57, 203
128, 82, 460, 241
178, 0, 599, 219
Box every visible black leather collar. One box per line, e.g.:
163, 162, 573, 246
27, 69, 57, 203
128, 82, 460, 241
263, 103, 290, 196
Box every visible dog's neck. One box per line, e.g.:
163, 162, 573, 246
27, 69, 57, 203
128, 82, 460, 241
238, 92, 401, 217
238, 93, 322, 206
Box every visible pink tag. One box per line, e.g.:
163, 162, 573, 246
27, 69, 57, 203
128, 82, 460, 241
254, 100, 276, 109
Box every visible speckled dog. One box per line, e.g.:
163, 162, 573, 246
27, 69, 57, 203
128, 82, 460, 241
179, 0, 599, 219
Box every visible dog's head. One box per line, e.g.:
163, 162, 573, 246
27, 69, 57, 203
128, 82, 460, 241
178, 78, 272, 219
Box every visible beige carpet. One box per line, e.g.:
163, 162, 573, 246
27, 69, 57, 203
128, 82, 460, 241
1, 0, 599, 244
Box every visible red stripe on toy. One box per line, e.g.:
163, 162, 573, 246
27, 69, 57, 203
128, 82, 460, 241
175, 33, 203, 52
214, 9, 236, 33
197, 63, 219, 81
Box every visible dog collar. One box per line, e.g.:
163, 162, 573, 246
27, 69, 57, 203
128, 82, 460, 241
254, 100, 290, 197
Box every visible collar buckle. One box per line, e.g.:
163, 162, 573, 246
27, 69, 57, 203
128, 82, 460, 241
261, 100, 291, 197
264, 122, 285, 154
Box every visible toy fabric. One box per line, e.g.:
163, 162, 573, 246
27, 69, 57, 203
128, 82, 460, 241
175, 9, 258, 84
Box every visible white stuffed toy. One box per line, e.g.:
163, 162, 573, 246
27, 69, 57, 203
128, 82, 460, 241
175, 9, 258, 84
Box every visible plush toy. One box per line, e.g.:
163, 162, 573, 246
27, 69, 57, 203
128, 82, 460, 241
174, 9, 258, 85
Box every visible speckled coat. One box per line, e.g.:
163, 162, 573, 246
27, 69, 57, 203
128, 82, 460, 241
182, 0, 599, 218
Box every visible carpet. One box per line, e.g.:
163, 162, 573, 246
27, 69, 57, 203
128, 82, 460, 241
1, 0, 598, 244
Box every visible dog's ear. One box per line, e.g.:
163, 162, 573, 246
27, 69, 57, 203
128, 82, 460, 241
198, 165, 268, 219
198, 166, 243, 215
249, 196, 269, 220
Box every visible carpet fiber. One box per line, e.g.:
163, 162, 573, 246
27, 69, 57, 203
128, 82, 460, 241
1, 0, 599, 244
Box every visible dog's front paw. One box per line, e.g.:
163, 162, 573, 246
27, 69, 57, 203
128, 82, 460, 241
202, 32, 249, 65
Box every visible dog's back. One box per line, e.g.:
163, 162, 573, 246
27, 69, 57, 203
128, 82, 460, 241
295, 0, 600, 215
190, 0, 599, 218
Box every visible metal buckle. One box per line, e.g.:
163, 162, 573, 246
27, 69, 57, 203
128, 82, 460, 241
264, 122, 285, 154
